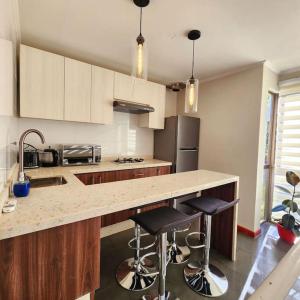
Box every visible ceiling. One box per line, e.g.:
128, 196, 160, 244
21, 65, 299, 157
19, 0, 300, 84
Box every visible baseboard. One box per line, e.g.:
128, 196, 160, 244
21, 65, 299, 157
238, 225, 261, 238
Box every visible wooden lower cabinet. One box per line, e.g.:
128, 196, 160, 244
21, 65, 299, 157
75, 166, 171, 227
0, 217, 100, 300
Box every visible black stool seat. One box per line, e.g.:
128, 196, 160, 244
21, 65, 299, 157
184, 196, 239, 215
130, 206, 201, 235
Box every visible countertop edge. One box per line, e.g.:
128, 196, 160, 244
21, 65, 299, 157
0, 173, 239, 240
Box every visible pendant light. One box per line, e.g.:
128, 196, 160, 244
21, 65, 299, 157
185, 30, 201, 113
132, 0, 149, 80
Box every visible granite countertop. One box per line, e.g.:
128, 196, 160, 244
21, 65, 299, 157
0, 160, 238, 241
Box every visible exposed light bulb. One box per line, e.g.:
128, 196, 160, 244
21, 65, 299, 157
136, 43, 144, 78
188, 83, 195, 107
185, 78, 199, 113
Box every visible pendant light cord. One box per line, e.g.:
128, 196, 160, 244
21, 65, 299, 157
191, 40, 195, 79
139, 7, 143, 35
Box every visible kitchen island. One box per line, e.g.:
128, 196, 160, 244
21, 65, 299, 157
0, 166, 239, 300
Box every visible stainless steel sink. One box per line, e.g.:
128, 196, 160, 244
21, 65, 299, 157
29, 176, 67, 188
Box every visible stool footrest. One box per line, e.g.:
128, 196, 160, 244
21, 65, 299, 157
139, 252, 160, 277
185, 232, 205, 249
128, 233, 157, 250
173, 223, 191, 233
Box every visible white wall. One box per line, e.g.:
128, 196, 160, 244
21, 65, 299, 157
178, 63, 278, 232
0, 0, 20, 192
19, 112, 154, 158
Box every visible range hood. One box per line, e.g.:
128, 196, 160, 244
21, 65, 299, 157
113, 100, 155, 114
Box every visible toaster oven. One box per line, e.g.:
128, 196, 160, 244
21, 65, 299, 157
60, 144, 101, 166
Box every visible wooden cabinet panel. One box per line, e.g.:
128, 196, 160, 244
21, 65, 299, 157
132, 78, 154, 104
0, 218, 100, 300
157, 166, 171, 175
141, 201, 169, 213
101, 209, 135, 227
20, 45, 65, 120
132, 168, 147, 179
75, 173, 94, 185
115, 169, 134, 181
153, 84, 166, 129
76, 171, 116, 185
65, 58, 91, 122
91, 66, 114, 124
97, 171, 116, 183
139, 83, 166, 129
0, 39, 13, 116
113, 72, 134, 101
113, 72, 166, 130
19, 45, 165, 127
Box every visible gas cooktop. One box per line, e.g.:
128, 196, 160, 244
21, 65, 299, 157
114, 157, 144, 164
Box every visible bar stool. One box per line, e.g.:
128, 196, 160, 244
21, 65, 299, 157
183, 196, 239, 297
130, 206, 202, 300
168, 198, 191, 264
116, 208, 158, 291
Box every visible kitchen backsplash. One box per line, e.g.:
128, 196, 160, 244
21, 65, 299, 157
18, 112, 154, 158
0, 116, 18, 191
0, 0, 20, 193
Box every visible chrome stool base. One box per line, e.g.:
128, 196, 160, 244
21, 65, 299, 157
184, 262, 228, 297
116, 257, 157, 291
168, 242, 190, 264
142, 290, 175, 300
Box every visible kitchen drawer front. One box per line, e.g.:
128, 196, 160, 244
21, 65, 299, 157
156, 166, 171, 175
94, 171, 116, 184
75, 173, 94, 185
75, 166, 171, 186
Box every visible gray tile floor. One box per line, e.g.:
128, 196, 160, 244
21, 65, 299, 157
95, 223, 293, 300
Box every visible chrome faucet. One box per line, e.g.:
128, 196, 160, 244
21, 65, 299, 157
18, 129, 45, 182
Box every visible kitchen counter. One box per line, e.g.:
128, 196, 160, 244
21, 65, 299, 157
0, 165, 239, 300
0, 160, 238, 241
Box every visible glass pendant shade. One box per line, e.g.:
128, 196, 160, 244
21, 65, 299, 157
132, 37, 148, 80
185, 78, 199, 113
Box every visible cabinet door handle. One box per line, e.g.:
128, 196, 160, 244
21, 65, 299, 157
135, 173, 144, 177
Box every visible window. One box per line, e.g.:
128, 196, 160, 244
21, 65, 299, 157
272, 91, 300, 221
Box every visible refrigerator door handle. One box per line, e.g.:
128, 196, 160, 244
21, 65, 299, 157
179, 148, 198, 151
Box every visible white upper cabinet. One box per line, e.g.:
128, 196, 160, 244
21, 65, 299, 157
91, 66, 114, 124
139, 82, 166, 129
64, 58, 91, 122
114, 72, 135, 101
154, 84, 166, 129
20, 45, 64, 120
132, 78, 155, 104
19, 45, 166, 128
114, 74, 155, 105
113, 72, 166, 129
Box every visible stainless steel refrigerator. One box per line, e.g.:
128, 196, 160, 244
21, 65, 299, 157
154, 115, 200, 173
